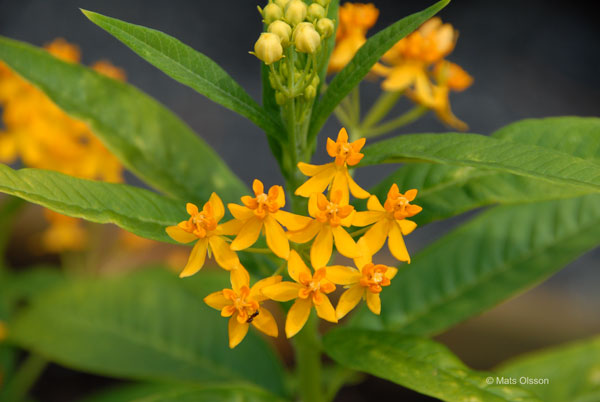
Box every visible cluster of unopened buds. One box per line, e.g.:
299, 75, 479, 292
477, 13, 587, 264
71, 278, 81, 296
251, 0, 335, 104
167, 128, 422, 348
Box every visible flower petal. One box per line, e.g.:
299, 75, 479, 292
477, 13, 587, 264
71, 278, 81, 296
336, 284, 364, 319
314, 295, 337, 323
230, 217, 263, 251
352, 211, 383, 227
166, 225, 197, 244
346, 170, 370, 199
353, 237, 373, 269
217, 219, 244, 236
366, 292, 381, 315
385, 266, 398, 280
250, 275, 282, 302
298, 162, 330, 176
209, 235, 240, 271
361, 219, 391, 255
230, 266, 250, 293
228, 315, 249, 348
252, 179, 264, 196
262, 282, 303, 302
330, 168, 350, 206
311, 225, 333, 269
295, 164, 336, 198
285, 297, 312, 338
228, 204, 255, 220
404, 189, 418, 201
186, 203, 198, 215
367, 195, 385, 212
288, 220, 321, 244
252, 307, 278, 337
264, 215, 290, 259
179, 239, 208, 278
274, 210, 312, 231
208, 192, 225, 222
288, 250, 312, 283
203, 291, 230, 311
332, 226, 357, 258
326, 265, 361, 285
388, 222, 410, 262
398, 219, 418, 235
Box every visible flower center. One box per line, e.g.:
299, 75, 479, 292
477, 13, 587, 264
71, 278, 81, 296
360, 264, 391, 293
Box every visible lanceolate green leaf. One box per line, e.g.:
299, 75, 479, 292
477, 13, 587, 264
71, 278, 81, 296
0, 165, 184, 243
308, 0, 450, 143
377, 195, 600, 335
324, 329, 539, 402
364, 117, 600, 225
82, 10, 284, 143
8, 269, 286, 395
0, 36, 245, 203
361, 133, 600, 193
497, 336, 600, 402
82, 383, 286, 402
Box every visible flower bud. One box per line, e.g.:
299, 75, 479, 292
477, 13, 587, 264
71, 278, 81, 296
315, 0, 330, 6
292, 22, 313, 41
307, 4, 325, 21
268, 20, 292, 46
275, 91, 287, 105
311, 75, 320, 87
253, 32, 283, 65
262, 3, 283, 25
294, 24, 321, 54
274, 0, 290, 8
316, 18, 334, 37
285, 0, 307, 26
304, 84, 317, 100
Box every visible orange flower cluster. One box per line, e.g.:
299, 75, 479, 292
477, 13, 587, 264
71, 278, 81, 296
328, 3, 473, 130
0, 38, 126, 252
167, 128, 422, 347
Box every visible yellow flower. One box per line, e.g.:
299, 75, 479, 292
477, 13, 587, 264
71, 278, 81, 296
288, 190, 357, 268
166, 193, 242, 277
41, 210, 88, 252
328, 3, 379, 73
204, 268, 281, 348
295, 127, 369, 205
262, 250, 337, 338
408, 61, 473, 130
326, 243, 398, 318
353, 184, 422, 262
226, 179, 311, 259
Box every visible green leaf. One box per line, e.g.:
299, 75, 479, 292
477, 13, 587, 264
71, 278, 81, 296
0, 36, 245, 203
308, 0, 450, 143
361, 133, 600, 193
363, 117, 600, 225
324, 328, 539, 402
82, 10, 284, 144
497, 336, 600, 402
82, 383, 286, 402
0, 165, 184, 243
376, 195, 600, 335
8, 269, 286, 395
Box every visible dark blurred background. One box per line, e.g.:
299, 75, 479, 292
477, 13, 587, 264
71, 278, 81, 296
1, 0, 599, 401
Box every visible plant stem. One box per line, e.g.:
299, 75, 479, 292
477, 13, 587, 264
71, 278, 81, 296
293, 313, 324, 402
5, 353, 47, 401
364, 106, 428, 138
360, 90, 403, 132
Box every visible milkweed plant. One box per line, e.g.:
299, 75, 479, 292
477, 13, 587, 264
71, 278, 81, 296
0, 1, 599, 401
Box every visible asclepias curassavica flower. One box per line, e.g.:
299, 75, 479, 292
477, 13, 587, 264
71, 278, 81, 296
6, 0, 592, 401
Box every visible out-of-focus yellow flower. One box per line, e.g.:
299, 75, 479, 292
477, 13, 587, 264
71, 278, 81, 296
327, 241, 398, 318
262, 250, 337, 338
408, 60, 473, 130
166, 193, 243, 278
375, 18, 473, 130
204, 268, 280, 348
41, 209, 88, 252
295, 127, 369, 205
328, 3, 379, 73
288, 190, 357, 268
353, 184, 422, 262
225, 179, 311, 259
44, 38, 81, 62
